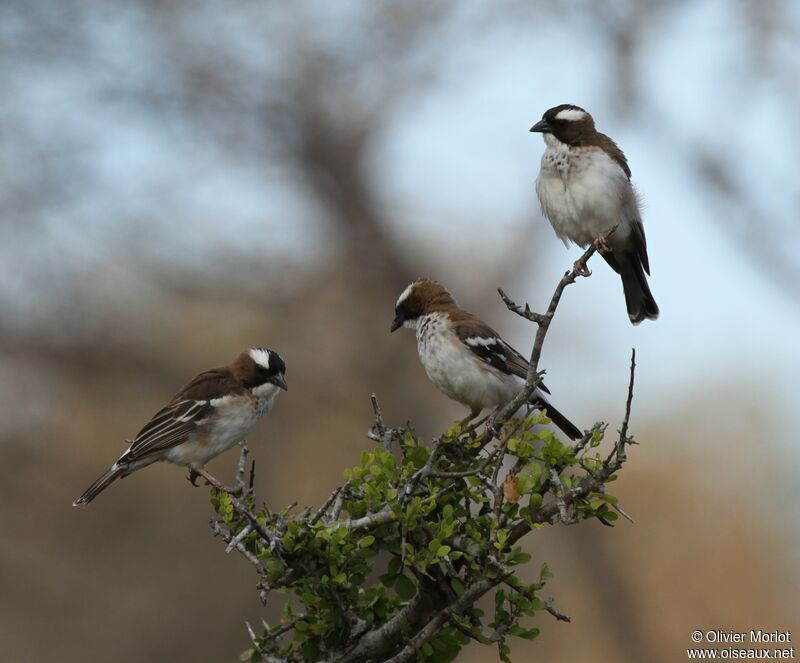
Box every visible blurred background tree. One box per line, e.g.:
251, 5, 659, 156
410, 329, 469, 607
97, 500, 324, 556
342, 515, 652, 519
1, 1, 798, 661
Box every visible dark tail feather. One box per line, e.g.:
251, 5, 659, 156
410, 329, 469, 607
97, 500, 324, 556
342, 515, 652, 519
73, 464, 124, 506
619, 256, 659, 325
533, 396, 582, 440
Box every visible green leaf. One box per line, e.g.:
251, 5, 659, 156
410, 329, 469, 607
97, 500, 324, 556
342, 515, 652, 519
395, 573, 417, 600
540, 562, 553, 581
358, 535, 375, 548
511, 625, 540, 640
387, 556, 402, 575
379, 572, 398, 587
450, 577, 465, 597
516, 462, 542, 494
428, 539, 442, 553
498, 641, 512, 663
506, 547, 532, 566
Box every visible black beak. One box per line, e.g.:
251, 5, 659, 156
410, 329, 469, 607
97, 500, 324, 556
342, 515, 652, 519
530, 119, 551, 133
390, 314, 404, 333
272, 373, 288, 391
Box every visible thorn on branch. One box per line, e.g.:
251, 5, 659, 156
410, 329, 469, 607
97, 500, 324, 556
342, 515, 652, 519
612, 502, 635, 524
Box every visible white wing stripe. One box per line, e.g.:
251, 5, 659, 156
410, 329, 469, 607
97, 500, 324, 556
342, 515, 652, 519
465, 336, 498, 347
136, 401, 205, 439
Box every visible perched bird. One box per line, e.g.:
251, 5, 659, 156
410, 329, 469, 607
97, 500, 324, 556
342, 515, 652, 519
391, 279, 582, 439
73, 348, 287, 506
531, 103, 658, 324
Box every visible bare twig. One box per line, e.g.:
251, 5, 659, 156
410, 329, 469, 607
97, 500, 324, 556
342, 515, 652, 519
225, 524, 252, 554
370, 394, 386, 437
494, 240, 603, 427
548, 468, 576, 525
544, 599, 572, 623
334, 508, 396, 531
616, 348, 637, 465
497, 288, 548, 324
311, 484, 346, 526
236, 441, 249, 489
211, 520, 266, 574
331, 485, 348, 521
367, 393, 405, 451
225, 492, 285, 560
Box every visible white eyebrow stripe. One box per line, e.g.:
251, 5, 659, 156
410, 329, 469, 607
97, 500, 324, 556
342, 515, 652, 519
248, 348, 271, 370
555, 108, 586, 121
396, 282, 416, 307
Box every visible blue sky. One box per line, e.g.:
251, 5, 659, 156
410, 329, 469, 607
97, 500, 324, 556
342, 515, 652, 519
2, 0, 798, 445
371, 0, 800, 450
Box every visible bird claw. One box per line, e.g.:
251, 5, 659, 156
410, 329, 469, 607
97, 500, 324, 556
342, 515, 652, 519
594, 232, 611, 254
187, 469, 201, 487
189, 467, 242, 495
573, 258, 592, 277
457, 410, 482, 430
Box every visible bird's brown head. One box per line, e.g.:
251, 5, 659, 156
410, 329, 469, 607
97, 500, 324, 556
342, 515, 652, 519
391, 279, 456, 332
234, 348, 288, 391
530, 104, 595, 146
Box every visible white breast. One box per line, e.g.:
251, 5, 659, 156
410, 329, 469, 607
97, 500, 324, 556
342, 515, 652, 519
416, 314, 520, 412
536, 139, 636, 246
165, 390, 278, 466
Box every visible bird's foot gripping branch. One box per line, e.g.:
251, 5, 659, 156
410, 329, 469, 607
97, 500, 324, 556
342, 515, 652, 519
209, 246, 640, 663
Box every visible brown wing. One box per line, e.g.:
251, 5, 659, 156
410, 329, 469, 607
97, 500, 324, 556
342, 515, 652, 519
453, 314, 550, 394
123, 368, 241, 461
593, 132, 631, 179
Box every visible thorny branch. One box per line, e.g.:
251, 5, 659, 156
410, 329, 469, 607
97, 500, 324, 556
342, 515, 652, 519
494, 238, 606, 428
208, 246, 641, 663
